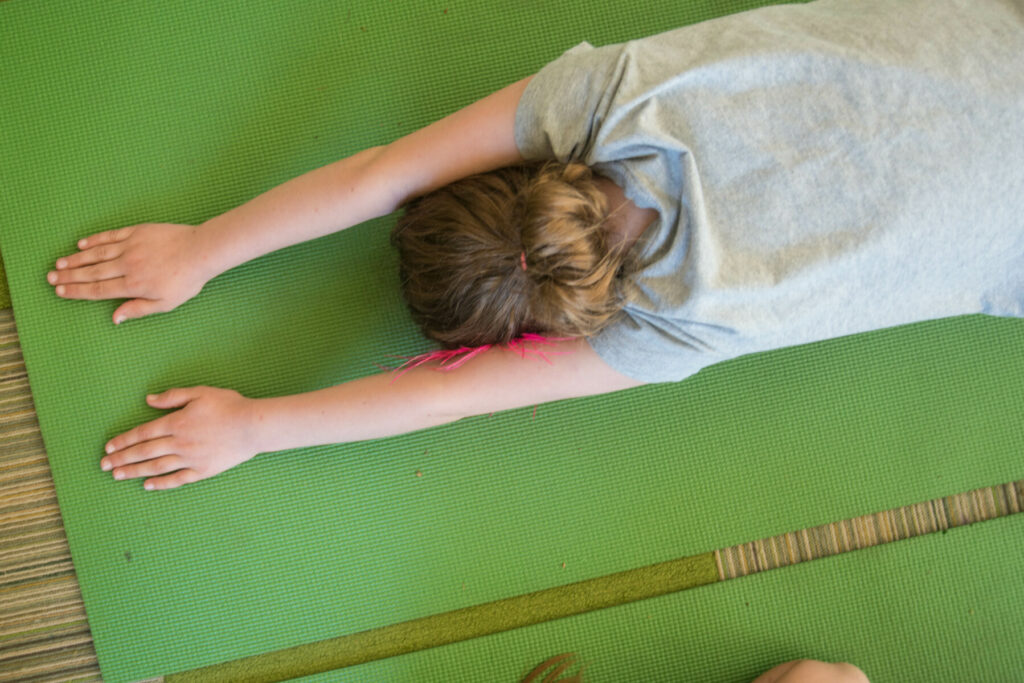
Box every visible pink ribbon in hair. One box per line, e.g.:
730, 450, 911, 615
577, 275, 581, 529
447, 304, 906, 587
384, 333, 574, 379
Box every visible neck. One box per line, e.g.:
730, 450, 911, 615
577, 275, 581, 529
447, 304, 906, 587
594, 176, 658, 252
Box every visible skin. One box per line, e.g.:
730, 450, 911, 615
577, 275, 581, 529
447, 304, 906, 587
593, 176, 659, 253
751, 660, 870, 683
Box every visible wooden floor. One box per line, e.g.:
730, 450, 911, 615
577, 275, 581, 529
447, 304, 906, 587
0, 308, 100, 681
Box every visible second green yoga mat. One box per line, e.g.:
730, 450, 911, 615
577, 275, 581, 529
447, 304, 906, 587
299, 514, 1024, 682
1, 1, 1021, 681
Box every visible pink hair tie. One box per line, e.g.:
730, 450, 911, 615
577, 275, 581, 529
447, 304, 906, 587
520, 251, 528, 271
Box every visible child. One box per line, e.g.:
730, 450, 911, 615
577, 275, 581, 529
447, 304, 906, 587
48, 0, 1023, 491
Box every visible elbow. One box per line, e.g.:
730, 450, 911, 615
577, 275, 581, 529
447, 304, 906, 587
348, 144, 406, 213
359, 143, 416, 212
398, 367, 474, 428
425, 376, 473, 424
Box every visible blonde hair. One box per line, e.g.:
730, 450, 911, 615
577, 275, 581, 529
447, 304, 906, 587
391, 161, 633, 348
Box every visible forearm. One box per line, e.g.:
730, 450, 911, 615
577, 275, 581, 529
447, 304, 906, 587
249, 369, 461, 453
246, 340, 643, 454
195, 75, 531, 280
198, 145, 396, 278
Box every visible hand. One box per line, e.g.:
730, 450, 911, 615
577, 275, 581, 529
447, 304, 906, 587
48, 223, 215, 324
101, 387, 259, 491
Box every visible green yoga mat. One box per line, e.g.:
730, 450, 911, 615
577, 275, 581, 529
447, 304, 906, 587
2, 1, 1021, 681
304, 514, 1024, 682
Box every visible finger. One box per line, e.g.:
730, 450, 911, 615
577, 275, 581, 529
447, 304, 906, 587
147, 387, 203, 410
144, 468, 199, 491
55, 277, 132, 301
113, 454, 188, 481
113, 299, 168, 325
102, 435, 179, 472
55, 242, 125, 271
49, 260, 124, 286
75, 226, 135, 252
106, 414, 175, 455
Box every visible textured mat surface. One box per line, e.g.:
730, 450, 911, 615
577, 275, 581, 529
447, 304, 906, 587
2, 1, 1022, 682
301, 514, 1024, 682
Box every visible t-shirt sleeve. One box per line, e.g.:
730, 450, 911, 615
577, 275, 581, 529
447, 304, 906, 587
514, 41, 629, 163
587, 310, 732, 384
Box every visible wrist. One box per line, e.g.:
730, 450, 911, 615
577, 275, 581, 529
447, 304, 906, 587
195, 215, 245, 281
244, 395, 307, 455
244, 396, 276, 456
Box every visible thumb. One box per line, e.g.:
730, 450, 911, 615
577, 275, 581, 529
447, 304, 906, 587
113, 299, 164, 325
147, 387, 201, 409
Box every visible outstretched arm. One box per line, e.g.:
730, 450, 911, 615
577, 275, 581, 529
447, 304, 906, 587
199, 75, 535, 275
100, 339, 644, 490
49, 76, 534, 323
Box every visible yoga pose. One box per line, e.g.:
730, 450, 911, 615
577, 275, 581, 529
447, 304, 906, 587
47, 0, 1023, 497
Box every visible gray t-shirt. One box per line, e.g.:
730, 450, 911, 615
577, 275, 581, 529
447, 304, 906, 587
514, 0, 1024, 383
